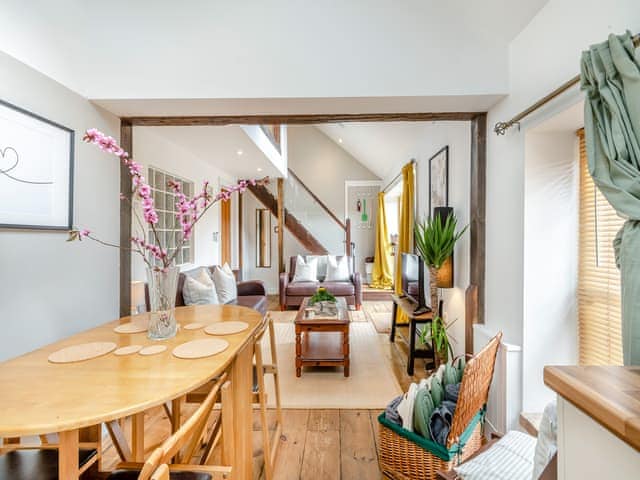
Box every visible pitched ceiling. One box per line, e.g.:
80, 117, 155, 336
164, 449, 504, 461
1, 0, 549, 114
317, 121, 469, 180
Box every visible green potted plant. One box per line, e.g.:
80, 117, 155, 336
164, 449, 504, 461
414, 212, 467, 319
309, 286, 337, 313
419, 315, 456, 364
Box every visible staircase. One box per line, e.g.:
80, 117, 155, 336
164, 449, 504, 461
247, 182, 329, 254
247, 169, 352, 256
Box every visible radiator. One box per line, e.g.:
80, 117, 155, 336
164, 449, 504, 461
473, 324, 522, 435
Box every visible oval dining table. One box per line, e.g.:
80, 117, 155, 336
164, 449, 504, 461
0, 304, 262, 480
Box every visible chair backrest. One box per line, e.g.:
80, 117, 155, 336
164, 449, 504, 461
447, 332, 502, 449
138, 374, 229, 480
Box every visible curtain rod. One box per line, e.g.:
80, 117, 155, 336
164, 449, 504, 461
494, 33, 640, 136
383, 159, 416, 193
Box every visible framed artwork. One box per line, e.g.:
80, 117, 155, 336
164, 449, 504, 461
428, 146, 449, 217
0, 99, 74, 230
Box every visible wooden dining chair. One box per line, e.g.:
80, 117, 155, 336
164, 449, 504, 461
0, 433, 100, 479
253, 313, 283, 480
108, 374, 233, 480
183, 313, 282, 479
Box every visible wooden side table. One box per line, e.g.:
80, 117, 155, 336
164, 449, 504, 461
390, 294, 435, 375
294, 297, 350, 377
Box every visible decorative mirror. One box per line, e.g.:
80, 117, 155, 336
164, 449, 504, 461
256, 208, 271, 268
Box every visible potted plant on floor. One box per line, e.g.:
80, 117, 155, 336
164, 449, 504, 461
419, 315, 456, 365
414, 212, 467, 320
67, 129, 267, 340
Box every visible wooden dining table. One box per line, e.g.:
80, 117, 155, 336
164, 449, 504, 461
0, 304, 262, 480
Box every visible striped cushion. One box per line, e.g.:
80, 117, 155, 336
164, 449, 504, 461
454, 431, 536, 480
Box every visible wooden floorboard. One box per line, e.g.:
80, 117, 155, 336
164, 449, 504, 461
99, 299, 432, 479
339, 410, 380, 479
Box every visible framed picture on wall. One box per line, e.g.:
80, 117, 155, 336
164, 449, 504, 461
428, 145, 449, 217
0, 99, 74, 230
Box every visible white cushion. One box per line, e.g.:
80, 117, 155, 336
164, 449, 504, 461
306, 255, 328, 280
325, 255, 351, 282
292, 255, 318, 283
455, 430, 536, 480
213, 263, 237, 304
182, 268, 219, 305
531, 402, 557, 479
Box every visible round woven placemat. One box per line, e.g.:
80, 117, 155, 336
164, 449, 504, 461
204, 321, 249, 336
183, 322, 205, 330
48, 342, 117, 364
172, 338, 229, 359
139, 345, 167, 356
114, 345, 143, 356
114, 321, 148, 334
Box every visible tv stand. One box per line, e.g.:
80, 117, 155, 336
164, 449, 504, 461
390, 294, 435, 375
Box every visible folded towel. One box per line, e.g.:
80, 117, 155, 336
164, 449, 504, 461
443, 363, 458, 386
429, 400, 457, 445
413, 388, 435, 438
384, 395, 403, 426
444, 382, 461, 403
397, 383, 419, 431
430, 376, 444, 407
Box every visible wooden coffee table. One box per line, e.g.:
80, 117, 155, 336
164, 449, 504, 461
294, 297, 350, 377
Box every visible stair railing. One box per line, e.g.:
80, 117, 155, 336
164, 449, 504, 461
286, 168, 352, 257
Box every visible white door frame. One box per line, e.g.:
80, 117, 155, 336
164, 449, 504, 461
344, 180, 383, 221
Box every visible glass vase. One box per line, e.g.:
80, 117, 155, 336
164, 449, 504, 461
146, 265, 179, 340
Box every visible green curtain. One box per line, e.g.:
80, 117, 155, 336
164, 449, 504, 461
371, 192, 393, 289
581, 31, 640, 365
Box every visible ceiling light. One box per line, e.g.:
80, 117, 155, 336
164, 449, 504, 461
338, 138, 343, 144
257, 167, 263, 172
236, 149, 243, 156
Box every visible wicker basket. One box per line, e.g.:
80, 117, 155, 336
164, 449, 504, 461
378, 332, 502, 480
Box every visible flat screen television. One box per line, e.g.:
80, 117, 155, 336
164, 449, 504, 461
400, 253, 430, 315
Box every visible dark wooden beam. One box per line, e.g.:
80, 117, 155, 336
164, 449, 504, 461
469, 113, 487, 337
238, 191, 243, 273
124, 112, 478, 127
119, 121, 133, 317
277, 178, 285, 274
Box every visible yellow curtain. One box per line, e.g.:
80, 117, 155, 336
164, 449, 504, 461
394, 161, 415, 325
371, 192, 393, 289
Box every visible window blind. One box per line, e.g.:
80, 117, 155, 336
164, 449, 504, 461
577, 129, 624, 365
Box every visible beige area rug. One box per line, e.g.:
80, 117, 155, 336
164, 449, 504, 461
369, 311, 392, 334
261, 320, 402, 409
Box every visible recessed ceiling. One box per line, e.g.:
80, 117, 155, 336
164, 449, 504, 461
136, 126, 281, 180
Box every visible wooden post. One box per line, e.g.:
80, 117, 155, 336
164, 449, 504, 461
277, 178, 285, 274
120, 121, 133, 317
469, 113, 487, 351
345, 217, 351, 257
238, 191, 243, 272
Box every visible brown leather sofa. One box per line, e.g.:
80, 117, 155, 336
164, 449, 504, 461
279, 256, 362, 310
146, 266, 267, 316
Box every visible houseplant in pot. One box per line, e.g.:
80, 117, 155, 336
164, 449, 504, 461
414, 211, 467, 321
68, 128, 266, 340
419, 315, 456, 365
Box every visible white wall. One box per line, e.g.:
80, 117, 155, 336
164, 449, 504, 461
486, 0, 640, 346
131, 127, 231, 281
485, 0, 640, 415
382, 122, 471, 357
523, 130, 579, 412
0, 51, 120, 361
